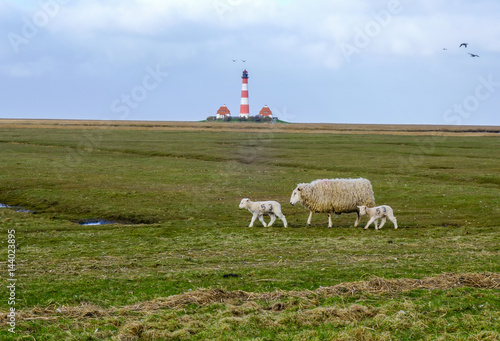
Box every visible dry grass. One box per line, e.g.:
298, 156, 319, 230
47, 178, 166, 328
0, 122, 498, 339
1, 119, 499, 136
126, 272, 500, 313
6, 272, 498, 323
5, 273, 498, 340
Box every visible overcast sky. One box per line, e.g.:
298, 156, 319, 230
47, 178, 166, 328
1, 0, 499, 125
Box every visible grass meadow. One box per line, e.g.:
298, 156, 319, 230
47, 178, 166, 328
0, 121, 499, 340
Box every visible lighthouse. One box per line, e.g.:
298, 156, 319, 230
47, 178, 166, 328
239, 70, 250, 119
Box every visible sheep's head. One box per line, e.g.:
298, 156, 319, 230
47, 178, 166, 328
290, 185, 303, 205
357, 205, 367, 215
239, 198, 250, 209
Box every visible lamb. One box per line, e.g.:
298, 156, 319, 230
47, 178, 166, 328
239, 198, 288, 227
358, 205, 398, 230
290, 178, 376, 227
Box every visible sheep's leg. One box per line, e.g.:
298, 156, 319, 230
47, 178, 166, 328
307, 211, 313, 226
389, 216, 398, 229
354, 211, 361, 227
249, 213, 258, 227
258, 214, 267, 227
268, 213, 276, 227
328, 213, 333, 228
364, 217, 376, 230
277, 213, 288, 228
378, 217, 386, 230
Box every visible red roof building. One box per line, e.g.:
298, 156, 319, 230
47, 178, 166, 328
216, 105, 231, 119
259, 105, 273, 117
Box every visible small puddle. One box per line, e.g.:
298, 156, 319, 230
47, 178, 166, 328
78, 220, 117, 226
2, 203, 138, 225
0, 203, 33, 213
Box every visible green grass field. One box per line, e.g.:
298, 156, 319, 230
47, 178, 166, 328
0, 122, 499, 340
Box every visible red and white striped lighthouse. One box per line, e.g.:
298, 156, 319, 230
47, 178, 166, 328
239, 69, 250, 119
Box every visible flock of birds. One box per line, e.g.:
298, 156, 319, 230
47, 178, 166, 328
443, 43, 480, 58
232, 43, 480, 64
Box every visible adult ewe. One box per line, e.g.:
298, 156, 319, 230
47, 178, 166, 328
290, 178, 375, 227
239, 198, 288, 227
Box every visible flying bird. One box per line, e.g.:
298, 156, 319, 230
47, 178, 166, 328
232, 59, 237, 62
241, 59, 246, 62
459, 43, 468, 48
468, 53, 480, 57
442, 48, 448, 50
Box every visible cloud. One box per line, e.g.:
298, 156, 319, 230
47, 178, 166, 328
0, 60, 53, 78
49, 0, 279, 35
8, 0, 496, 70
1, 0, 498, 124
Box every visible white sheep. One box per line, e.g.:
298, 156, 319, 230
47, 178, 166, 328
358, 205, 398, 230
290, 178, 376, 227
239, 198, 288, 227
